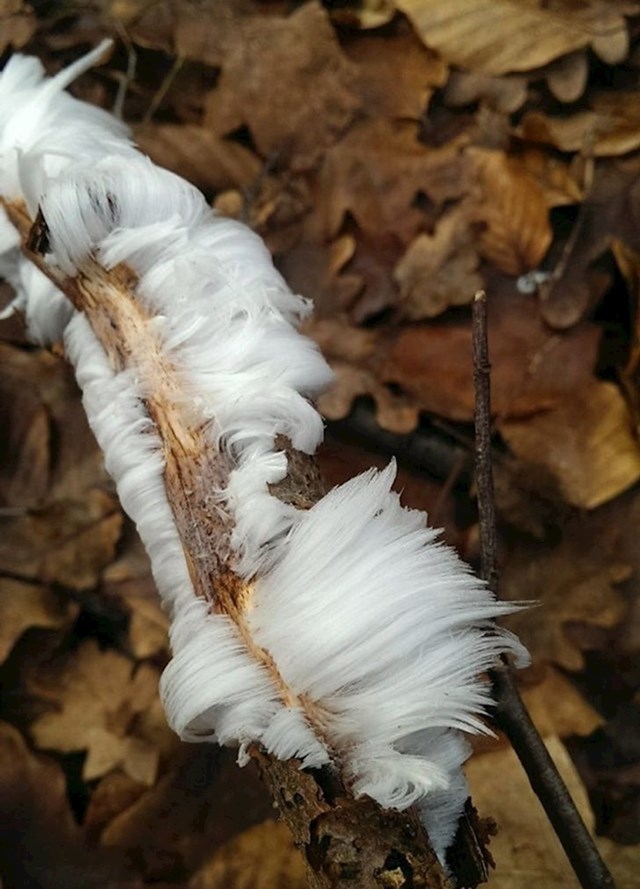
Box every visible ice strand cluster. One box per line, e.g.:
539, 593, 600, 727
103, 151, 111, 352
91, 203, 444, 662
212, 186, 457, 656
0, 42, 528, 863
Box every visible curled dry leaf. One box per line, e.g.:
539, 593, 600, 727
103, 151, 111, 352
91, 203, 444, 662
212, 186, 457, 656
536, 158, 640, 330
203, 2, 360, 170
102, 532, 170, 660
443, 69, 528, 113
499, 380, 640, 509
519, 91, 640, 158
543, 49, 589, 103
345, 28, 448, 120
28, 640, 162, 784
84, 770, 148, 841
467, 147, 553, 276
188, 821, 306, 889
318, 360, 421, 434
0, 342, 109, 503
397, 0, 634, 75
394, 205, 483, 319
0, 579, 78, 666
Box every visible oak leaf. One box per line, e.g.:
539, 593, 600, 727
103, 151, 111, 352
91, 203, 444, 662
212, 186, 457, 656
0, 579, 78, 665
393, 206, 483, 318
202, 2, 360, 170
317, 119, 471, 241
28, 641, 161, 784
346, 27, 448, 120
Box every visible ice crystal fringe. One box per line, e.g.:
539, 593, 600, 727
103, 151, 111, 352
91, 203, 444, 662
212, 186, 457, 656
0, 42, 528, 862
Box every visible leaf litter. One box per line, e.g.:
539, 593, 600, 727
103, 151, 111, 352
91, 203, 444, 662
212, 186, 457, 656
1, 1, 640, 885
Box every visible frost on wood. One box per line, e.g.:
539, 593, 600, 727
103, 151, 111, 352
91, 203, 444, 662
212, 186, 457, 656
0, 41, 527, 874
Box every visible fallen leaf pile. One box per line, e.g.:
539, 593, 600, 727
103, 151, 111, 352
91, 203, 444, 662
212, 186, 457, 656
1, 1, 640, 886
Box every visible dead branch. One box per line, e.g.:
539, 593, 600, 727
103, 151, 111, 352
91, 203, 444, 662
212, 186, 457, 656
472, 289, 616, 889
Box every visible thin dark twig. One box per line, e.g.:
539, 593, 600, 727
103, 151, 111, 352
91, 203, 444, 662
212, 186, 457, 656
471, 290, 616, 889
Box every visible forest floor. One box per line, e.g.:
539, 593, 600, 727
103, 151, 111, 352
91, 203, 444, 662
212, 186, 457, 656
1, 2, 640, 887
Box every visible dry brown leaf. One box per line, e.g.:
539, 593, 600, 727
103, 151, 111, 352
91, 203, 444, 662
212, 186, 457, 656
279, 236, 363, 318
536, 158, 640, 330
382, 286, 601, 422
101, 747, 274, 882
126, 596, 170, 659
501, 538, 628, 671
0, 579, 78, 665
444, 69, 528, 113
84, 770, 148, 840
0, 0, 36, 53
0, 368, 50, 509
0, 342, 109, 502
467, 147, 553, 275
467, 737, 590, 886
308, 286, 601, 428
612, 239, 640, 432
397, 0, 634, 75
0, 488, 122, 589
0, 721, 136, 887
469, 736, 640, 889
516, 148, 583, 207
188, 821, 307, 889
544, 49, 589, 103
29, 641, 161, 784
393, 206, 483, 318
346, 27, 448, 120
317, 118, 471, 241
319, 360, 421, 434
519, 91, 640, 157
134, 124, 262, 195
330, 0, 396, 29
203, 2, 360, 170
102, 533, 169, 659
499, 381, 640, 509
520, 666, 605, 739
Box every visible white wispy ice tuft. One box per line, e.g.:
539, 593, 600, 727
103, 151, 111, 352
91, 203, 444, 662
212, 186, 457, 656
0, 43, 529, 863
